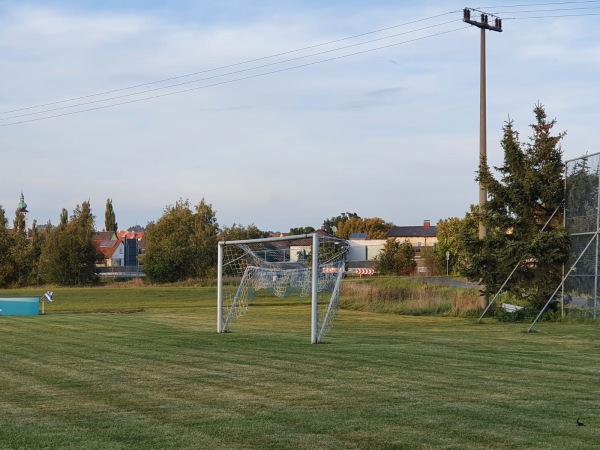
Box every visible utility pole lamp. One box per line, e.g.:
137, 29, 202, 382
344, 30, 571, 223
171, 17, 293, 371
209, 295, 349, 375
463, 8, 502, 308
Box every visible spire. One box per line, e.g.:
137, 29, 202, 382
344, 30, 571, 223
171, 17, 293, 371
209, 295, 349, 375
17, 192, 28, 212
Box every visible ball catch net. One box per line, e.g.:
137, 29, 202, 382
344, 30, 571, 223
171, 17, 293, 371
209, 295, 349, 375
217, 233, 348, 343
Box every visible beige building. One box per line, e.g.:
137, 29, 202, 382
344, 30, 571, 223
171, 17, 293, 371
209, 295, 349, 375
384, 220, 438, 273
385, 220, 438, 248
346, 221, 439, 274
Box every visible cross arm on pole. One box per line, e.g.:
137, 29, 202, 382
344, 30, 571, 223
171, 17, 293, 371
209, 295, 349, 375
463, 8, 503, 32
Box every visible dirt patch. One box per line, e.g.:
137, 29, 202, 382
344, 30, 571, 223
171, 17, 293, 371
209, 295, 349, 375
70, 309, 145, 314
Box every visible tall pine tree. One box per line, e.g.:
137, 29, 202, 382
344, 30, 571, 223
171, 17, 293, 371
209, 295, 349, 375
462, 104, 570, 309
104, 198, 118, 233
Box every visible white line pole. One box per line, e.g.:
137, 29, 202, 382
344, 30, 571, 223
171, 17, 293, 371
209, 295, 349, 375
311, 233, 319, 344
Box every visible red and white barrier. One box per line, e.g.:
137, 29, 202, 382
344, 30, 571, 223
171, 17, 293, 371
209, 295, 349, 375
354, 268, 375, 275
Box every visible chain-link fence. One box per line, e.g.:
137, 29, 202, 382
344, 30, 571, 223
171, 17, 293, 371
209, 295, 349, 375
564, 152, 600, 317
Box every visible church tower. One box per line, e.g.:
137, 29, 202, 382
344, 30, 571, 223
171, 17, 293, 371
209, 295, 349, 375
16, 192, 29, 231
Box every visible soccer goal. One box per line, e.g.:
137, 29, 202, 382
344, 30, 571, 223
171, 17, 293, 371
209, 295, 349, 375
217, 233, 348, 343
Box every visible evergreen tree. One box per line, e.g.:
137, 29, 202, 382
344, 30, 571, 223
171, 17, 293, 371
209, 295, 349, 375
462, 104, 570, 309
104, 198, 118, 233
59, 208, 68, 226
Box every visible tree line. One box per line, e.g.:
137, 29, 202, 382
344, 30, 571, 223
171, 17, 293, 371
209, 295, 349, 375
0, 196, 408, 287
0, 201, 98, 287
1, 105, 570, 314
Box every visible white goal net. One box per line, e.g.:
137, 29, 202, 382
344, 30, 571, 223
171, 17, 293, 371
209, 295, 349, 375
217, 233, 348, 343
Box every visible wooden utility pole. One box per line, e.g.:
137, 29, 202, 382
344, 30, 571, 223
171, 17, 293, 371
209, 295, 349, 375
463, 8, 502, 308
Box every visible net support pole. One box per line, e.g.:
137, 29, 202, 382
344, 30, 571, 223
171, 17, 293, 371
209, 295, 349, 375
217, 241, 224, 333
311, 233, 319, 344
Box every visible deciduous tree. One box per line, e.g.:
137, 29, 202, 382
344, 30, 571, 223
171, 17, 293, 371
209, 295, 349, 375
336, 217, 392, 239
435, 210, 478, 275
0, 205, 35, 287
39, 201, 99, 286
322, 212, 360, 235
374, 238, 416, 275
219, 224, 268, 241
289, 226, 315, 235
143, 198, 219, 282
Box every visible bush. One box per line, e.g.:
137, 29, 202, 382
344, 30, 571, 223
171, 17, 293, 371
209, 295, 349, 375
340, 277, 479, 317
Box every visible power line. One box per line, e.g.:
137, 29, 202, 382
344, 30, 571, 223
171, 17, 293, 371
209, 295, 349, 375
504, 12, 600, 18
4, 2, 596, 127
473, 2, 600, 19
1, 19, 459, 122
0, 10, 461, 116
495, 5, 600, 13
476, 0, 600, 7
0, 26, 468, 127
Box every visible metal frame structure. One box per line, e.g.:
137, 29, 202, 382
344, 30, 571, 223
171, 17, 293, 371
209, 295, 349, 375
217, 233, 347, 344
529, 152, 600, 331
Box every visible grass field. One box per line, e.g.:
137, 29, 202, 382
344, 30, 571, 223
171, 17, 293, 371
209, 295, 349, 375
1, 286, 599, 449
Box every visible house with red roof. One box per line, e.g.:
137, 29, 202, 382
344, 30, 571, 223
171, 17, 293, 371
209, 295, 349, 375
93, 230, 146, 268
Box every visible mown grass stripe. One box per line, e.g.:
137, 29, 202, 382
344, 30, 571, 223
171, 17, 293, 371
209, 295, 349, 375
0, 287, 599, 449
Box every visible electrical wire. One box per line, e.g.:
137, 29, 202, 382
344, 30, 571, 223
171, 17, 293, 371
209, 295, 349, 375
504, 12, 600, 18
495, 5, 600, 13
3, 2, 597, 126
476, 0, 600, 7
0, 10, 461, 116
0, 26, 468, 127
0, 19, 459, 122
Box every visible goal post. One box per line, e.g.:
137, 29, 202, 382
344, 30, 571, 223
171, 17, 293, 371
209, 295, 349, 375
217, 232, 348, 343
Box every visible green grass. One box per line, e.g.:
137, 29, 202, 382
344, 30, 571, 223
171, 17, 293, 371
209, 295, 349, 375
0, 286, 599, 449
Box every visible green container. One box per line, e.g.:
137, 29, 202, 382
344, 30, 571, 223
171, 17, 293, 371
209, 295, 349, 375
0, 297, 39, 316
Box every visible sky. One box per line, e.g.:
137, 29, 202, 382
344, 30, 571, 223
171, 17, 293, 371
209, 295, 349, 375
1, 0, 599, 233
